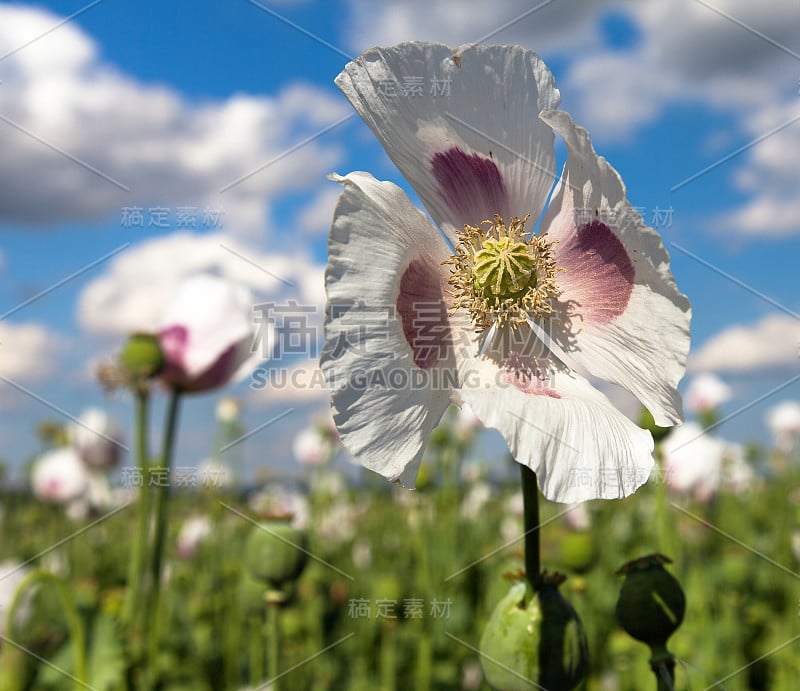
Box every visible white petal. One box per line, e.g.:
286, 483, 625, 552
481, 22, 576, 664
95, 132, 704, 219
538, 109, 691, 426
457, 349, 654, 503
321, 172, 457, 485
336, 43, 560, 238
159, 274, 255, 379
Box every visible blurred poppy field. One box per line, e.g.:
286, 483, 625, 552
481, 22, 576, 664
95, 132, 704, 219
1, 397, 799, 690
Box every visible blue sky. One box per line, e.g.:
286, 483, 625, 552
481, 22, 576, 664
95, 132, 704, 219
0, 0, 798, 481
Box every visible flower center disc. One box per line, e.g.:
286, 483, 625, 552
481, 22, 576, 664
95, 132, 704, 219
446, 214, 560, 331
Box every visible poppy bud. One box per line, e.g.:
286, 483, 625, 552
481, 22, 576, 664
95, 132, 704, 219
615, 554, 685, 649
120, 332, 166, 379
244, 519, 308, 587
479, 575, 588, 691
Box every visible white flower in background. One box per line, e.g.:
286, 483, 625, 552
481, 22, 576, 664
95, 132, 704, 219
685, 374, 731, 415
292, 423, 336, 466
505, 490, 524, 518
71, 408, 124, 470
248, 487, 310, 529
720, 443, 755, 494
0, 561, 32, 638
216, 396, 242, 423
322, 43, 690, 503
176, 515, 212, 559
311, 469, 346, 497
351, 540, 372, 569
460, 481, 492, 521
766, 401, 800, 454
460, 462, 487, 485
158, 275, 262, 393
564, 502, 592, 532
32, 447, 89, 505
197, 458, 232, 489
317, 502, 360, 545
662, 422, 724, 502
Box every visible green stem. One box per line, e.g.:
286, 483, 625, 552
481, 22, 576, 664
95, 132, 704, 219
267, 598, 281, 691
122, 389, 151, 630
651, 655, 676, 691
520, 464, 541, 589
8, 571, 87, 688
655, 444, 671, 557
143, 391, 182, 687
249, 615, 262, 686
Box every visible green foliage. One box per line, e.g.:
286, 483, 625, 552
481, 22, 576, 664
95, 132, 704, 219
0, 451, 799, 689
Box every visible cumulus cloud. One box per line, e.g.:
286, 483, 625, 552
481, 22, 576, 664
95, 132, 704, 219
712, 102, 800, 237
0, 322, 62, 382
296, 186, 341, 236
250, 357, 331, 406
0, 5, 348, 236
344, 0, 609, 56
690, 315, 800, 373
77, 232, 325, 337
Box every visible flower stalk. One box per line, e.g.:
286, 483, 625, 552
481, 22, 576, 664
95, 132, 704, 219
520, 464, 541, 589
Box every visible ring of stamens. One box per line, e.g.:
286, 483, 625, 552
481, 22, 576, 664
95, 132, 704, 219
445, 214, 561, 332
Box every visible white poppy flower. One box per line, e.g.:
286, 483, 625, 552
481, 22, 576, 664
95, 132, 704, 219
662, 422, 723, 502
322, 43, 690, 502
158, 275, 262, 393
31, 447, 89, 505
766, 400, 800, 453
176, 515, 212, 559
684, 374, 731, 415
292, 425, 334, 466
71, 408, 123, 470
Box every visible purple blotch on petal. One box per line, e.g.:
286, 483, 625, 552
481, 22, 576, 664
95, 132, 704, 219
431, 147, 510, 225
557, 219, 635, 324
397, 258, 451, 370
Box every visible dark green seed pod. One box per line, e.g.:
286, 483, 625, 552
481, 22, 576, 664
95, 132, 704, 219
615, 554, 685, 648
244, 520, 308, 587
479, 575, 588, 691
120, 332, 165, 379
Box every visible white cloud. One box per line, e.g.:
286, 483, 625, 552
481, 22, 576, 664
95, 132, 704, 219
0, 321, 62, 382
77, 232, 325, 336
296, 185, 341, 236
344, 0, 609, 57
712, 101, 800, 237
0, 5, 349, 237
690, 315, 800, 373
250, 357, 331, 405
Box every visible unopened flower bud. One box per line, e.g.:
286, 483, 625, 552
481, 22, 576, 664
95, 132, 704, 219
480, 575, 588, 691
244, 520, 308, 587
120, 333, 165, 380
615, 554, 685, 650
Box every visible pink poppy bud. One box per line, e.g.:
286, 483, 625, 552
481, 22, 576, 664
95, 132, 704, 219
158, 275, 260, 393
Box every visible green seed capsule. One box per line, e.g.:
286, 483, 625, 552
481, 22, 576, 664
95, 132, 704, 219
615, 554, 685, 647
479, 577, 588, 691
120, 332, 165, 379
244, 520, 308, 587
